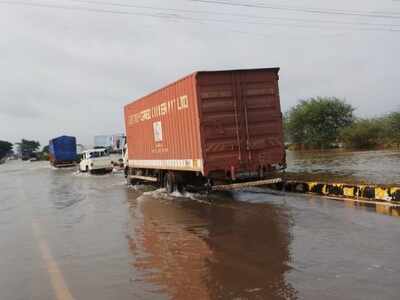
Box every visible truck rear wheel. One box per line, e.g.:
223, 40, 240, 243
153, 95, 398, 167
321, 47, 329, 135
165, 173, 175, 194
127, 177, 138, 186
176, 183, 184, 194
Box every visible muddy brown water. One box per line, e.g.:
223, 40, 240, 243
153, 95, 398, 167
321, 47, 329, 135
0, 155, 399, 300
286, 149, 400, 185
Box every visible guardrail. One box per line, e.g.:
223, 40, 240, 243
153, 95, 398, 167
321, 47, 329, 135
282, 180, 400, 203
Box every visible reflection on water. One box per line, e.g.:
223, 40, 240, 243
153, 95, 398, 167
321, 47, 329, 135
48, 171, 87, 209
286, 150, 400, 185
127, 190, 297, 300
1, 161, 400, 299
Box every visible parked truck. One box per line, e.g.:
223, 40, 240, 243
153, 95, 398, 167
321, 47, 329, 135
124, 68, 286, 193
49, 135, 77, 168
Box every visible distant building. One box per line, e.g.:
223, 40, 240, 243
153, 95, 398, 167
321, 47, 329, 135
76, 144, 85, 154
94, 134, 125, 153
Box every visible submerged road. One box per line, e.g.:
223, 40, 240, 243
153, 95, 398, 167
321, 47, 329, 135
0, 161, 399, 299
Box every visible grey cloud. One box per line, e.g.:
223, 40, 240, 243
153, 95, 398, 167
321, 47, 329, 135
0, 0, 399, 146
0, 100, 43, 119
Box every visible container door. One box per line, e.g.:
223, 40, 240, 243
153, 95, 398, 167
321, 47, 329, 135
231, 73, 250, 169
198, 72, 250, 173
198, 69, 283, 176
235, 71, 283, 170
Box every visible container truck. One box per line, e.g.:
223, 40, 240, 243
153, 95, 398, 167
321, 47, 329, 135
124, 68, 286, 193
49, 135, 77, 167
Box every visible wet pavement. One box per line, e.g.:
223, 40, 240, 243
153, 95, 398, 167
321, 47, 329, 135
0, 158, 399, 300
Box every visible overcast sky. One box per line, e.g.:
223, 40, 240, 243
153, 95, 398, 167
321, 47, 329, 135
1, 0, 399, 147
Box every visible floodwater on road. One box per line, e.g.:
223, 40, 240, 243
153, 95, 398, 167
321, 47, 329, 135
0, 158, 399, 300
286, 149, 400, 185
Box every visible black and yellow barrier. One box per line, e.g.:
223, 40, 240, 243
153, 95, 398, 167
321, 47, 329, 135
282, 181, 400, 203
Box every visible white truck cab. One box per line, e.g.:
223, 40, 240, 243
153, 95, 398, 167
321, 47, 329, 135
79, 149, 113, 173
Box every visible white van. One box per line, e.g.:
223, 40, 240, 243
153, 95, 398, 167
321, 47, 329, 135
79, 149, 113, 173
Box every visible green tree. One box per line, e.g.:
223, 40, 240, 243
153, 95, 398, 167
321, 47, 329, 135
283, 113, 290, 143
340, 119, 384, 149
285, 97, 354, 149
42, 145, 50, 153
387, 112, 400, 147
0, 140, 13, 159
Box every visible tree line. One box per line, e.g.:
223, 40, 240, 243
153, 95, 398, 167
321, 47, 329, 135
0, 139, 49, 160
284, 97, 400, 150
0, 140, 13, 160
2, 98, 399, 160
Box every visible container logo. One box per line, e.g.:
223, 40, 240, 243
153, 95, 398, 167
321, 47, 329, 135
177, 95, 189, 110
128, 95, 189, 126
153, 121, 163, 142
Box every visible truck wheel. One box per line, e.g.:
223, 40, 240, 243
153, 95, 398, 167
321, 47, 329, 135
127, 177, 136, 186
176, 183, 184, 194
85, 166, 89, 173
165, 173, 175, 194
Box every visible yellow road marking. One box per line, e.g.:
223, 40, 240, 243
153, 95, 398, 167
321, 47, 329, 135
31, 220, 75, 300
15, 178, 75, 300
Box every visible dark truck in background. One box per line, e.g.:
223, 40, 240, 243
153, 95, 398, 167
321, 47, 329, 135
124, 68, 286, 192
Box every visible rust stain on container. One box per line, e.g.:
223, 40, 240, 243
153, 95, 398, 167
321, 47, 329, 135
124, 68, 285, 177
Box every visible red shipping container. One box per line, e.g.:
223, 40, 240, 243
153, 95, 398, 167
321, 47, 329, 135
124, 68, 285, 183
